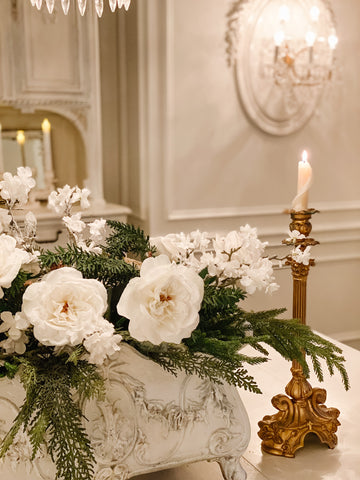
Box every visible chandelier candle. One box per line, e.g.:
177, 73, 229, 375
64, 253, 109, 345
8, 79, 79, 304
42, 118, 53, 174
292, 150, 312, 211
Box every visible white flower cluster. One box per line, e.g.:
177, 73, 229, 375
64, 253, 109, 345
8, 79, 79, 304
0, 311, 29, 355
48, 185, 106, 253
63, 214, 107, 254
48, 184, 90, 216
0, 167, 36, 208
151, 225, 279, 295
286, 230, 312, 266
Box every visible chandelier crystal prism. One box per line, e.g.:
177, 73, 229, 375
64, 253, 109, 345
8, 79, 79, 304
29, 0, 131, 17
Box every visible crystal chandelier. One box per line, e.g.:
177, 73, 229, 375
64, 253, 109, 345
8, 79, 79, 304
29, 0, 131, 17
264, 4, 338, 89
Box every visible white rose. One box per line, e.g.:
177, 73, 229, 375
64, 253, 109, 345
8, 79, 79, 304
0, 234, 29, 298
117, 255, 204, 345
21, 267, 108, 347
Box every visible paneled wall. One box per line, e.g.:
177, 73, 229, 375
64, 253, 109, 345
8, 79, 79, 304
102, 0, 360, 342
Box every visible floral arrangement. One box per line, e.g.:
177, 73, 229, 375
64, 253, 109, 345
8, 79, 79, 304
0, 167, 348, 480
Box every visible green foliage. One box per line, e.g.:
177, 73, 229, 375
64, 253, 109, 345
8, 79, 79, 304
0, 353, 105, 480
105, 221, 156, 261
0, 270, 31, 314
246, 313, 350, 390
119, 279, 350, 394
39, 244, 139, 289
121, 332, 262, 394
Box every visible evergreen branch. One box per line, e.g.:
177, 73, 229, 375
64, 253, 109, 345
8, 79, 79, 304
120, 332, 262, 393
105, 221, 156, 261
0, 270, 31, 315
246, 314, 350, 390
39, 244, 139, 288
0, 354, 105, 480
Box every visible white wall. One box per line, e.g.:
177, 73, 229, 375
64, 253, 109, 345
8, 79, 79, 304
101, 0, 360, 341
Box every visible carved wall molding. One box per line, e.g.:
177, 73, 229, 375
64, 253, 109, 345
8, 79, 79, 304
0, 1, 105, 203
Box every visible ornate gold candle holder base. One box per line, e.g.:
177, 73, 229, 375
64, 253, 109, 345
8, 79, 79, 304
258, 362, 340, 457
258, 209, 340, 457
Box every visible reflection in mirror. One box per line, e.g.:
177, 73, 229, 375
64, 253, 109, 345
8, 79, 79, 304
0, 120, 55, 200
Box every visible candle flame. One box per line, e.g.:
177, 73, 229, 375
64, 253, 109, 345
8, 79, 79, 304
42, 118, 51, 133
16, 130, 26, 146
301, 150, 309, 163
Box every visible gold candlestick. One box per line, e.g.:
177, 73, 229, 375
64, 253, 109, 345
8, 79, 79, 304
258, 209, 340, 457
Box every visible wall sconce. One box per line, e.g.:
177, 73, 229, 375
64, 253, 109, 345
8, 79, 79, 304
226, 0, 338, 135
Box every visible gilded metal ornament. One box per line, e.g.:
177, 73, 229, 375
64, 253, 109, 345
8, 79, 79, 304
258, 210, 340, 457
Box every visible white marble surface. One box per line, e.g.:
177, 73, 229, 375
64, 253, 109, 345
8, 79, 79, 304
133, 336, 359, 480
239, 337, 359, 480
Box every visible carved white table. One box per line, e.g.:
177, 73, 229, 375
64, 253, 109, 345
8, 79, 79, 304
0, 344, 251, 480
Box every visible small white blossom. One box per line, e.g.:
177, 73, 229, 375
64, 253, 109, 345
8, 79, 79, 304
291, 245, 312, 265
0, 209, 11, 233
63, 213, 86, 234
84, 323, 122, 365
286, 229, 305, 243
0, 167, 35, 207
0, 311, 29, 354
150, 230, 210, 263
77, 240, 102, 255
79, 188, 91, 210
89, 218, 107, 244
48, 185, 91, 216
24, 211, 37, 238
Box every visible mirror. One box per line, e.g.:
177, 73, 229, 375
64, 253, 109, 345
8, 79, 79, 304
0, 121, 55, 201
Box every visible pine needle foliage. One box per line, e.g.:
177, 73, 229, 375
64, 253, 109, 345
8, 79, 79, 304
0, 271, 31, 314
120, 333, 262, 393
0, 353, 105, 480
105, 221, 156, 261
118, 269, 350, 393
39, 244, 139, 289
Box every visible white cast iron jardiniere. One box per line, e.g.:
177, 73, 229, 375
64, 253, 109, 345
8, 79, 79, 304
0, 344, 250, 480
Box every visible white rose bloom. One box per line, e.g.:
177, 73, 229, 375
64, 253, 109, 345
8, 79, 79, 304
21, 267, 109, 347
0, 234, 29, 298
117, 255, 204, 345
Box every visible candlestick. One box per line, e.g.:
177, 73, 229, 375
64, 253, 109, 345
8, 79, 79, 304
258, 211, 340, 457
292, 150, 313, 211
0, 124, 4, 174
